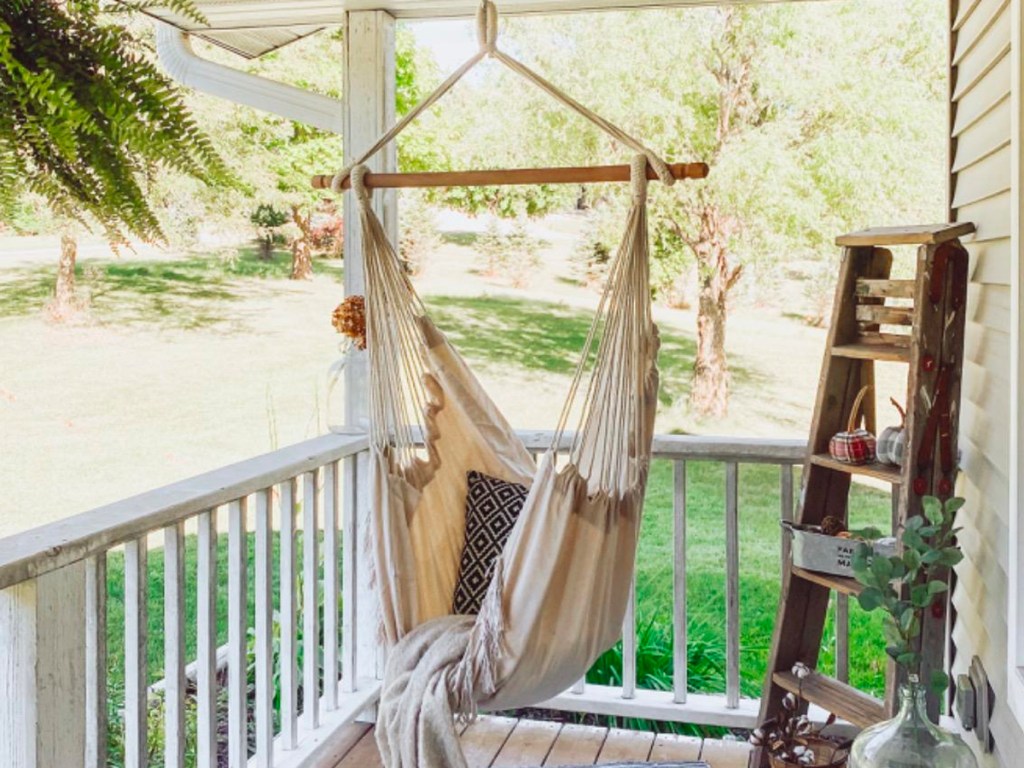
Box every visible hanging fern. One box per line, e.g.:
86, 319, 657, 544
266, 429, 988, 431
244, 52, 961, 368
0, 0, 227, 242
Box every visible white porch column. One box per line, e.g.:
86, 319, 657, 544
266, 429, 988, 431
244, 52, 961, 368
342, 10, 396, 690
0, 564, 88, 768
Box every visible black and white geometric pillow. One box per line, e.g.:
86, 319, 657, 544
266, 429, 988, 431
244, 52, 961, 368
452, 470, 529, 615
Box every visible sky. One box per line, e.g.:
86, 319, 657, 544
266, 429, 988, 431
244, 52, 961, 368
409, 19, 480, 71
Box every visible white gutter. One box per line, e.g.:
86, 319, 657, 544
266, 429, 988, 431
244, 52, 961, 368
155, 23, 343, 134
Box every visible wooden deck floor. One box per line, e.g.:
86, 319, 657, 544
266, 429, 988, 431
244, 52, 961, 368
331, 716, 752, 767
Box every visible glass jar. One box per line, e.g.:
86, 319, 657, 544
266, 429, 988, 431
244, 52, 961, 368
849, 680, 979, 768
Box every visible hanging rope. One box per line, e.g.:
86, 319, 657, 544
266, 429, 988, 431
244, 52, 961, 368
331, 0, 675, 192
551, 155, 654, 491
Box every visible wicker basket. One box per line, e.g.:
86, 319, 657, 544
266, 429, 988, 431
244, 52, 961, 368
767, 735, 848, 768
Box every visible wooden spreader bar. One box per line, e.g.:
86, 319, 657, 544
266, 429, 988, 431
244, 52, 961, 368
311, 161, 709, 191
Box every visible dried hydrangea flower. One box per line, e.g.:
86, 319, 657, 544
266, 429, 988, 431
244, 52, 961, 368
332, 295, 367, 350
792, 661, 812, 679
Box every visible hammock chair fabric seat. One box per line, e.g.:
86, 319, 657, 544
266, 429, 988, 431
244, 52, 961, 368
359, 158, 660, 768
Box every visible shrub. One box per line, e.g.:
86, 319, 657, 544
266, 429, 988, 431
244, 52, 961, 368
398, 191, 438, 276
477, 218, 542, 288
250, 204, 289, 259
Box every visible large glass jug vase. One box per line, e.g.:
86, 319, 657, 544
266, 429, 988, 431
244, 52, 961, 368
849, 680, 978, 768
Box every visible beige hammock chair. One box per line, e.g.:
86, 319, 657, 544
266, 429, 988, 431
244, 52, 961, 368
327, 5, 704, 765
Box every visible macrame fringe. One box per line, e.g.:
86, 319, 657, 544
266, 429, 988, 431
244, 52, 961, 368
359, 483, 387, 645
452, 553, 508, 719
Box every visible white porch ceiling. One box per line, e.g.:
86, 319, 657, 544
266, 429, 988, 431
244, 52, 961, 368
145, 0, 787, 58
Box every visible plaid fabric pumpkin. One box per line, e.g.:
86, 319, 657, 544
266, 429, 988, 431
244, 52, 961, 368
829, 428, 877, 465
828, 385, 877, 465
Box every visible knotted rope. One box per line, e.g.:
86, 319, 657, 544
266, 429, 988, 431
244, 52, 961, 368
331, 0, 674, 193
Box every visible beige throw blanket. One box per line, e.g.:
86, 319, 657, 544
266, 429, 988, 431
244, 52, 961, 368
376, 616, 476, 768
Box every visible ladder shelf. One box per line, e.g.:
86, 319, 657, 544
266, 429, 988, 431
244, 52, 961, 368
751, 223, 973, 767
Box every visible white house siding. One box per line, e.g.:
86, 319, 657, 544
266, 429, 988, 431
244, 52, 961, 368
949, 0, 1024, 764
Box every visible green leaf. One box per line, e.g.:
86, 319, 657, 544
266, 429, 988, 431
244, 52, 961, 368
943, 497, 966, 520
902, 549, 921, 572
927, 580, 948, 596
901, 527, 924, 549
930, 669, 950, 693
871, 556, 894, 582
939, 549, 964, 567
883, 619, 904, 647
905, 516, 925, 532
921, 496, 941, 524
857, 587, 885, 612
911, 584, 931, 608
890, 557, 907, 580
897, 651, 920, 667
900, 607, 916, 632
854, 569, 876, 587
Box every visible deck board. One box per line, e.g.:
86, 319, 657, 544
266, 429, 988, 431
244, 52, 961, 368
338, 727, 385, 768
461, 716, 519, 768
594, 728, 654, 763
650, 733, 703, 761
492, 720, 562, 767
544, 723, 607, 765
331, 716, 749, 767
698, 738, 752, 768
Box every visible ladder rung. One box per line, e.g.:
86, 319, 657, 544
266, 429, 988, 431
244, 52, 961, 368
792, 566, 864, 596
832, 343, 911, 363
856, 279, 916, 299
773, 671, 886, 728
855, 305, 914, 326
810, 454, 903, 484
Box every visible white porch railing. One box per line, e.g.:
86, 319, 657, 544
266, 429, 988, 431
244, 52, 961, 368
0, 430, 847, 768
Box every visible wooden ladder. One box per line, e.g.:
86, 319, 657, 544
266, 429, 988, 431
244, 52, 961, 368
752, 223, 974, 766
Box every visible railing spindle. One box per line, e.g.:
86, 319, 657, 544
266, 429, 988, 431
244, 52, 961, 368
303, 470, 321, 730
124, 537, 148, 768
196, 510, 218, 768
836, 593, 850, 683
621, 574, 636, 700
228, 498, 249, 768
780, 464, 794, 569
85, 554, 108, 768
673, 459, 687, 704
725, 462, 741, 709
324, 461, 341, 710
280, 478, 299, 748
164, 523, 186, 768
255, 489, 274, 766
341, 457, 357, 693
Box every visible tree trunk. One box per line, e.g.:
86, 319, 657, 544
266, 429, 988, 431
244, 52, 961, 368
290, 206, 313, 280
690, 205, 741, 418
688, 9, 751, 418
53, 232, 78, 317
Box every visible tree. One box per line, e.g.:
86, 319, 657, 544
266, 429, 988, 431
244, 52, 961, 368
216, 27, 438, 279
451, 0, 944, 419
0, 0, 226, 316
